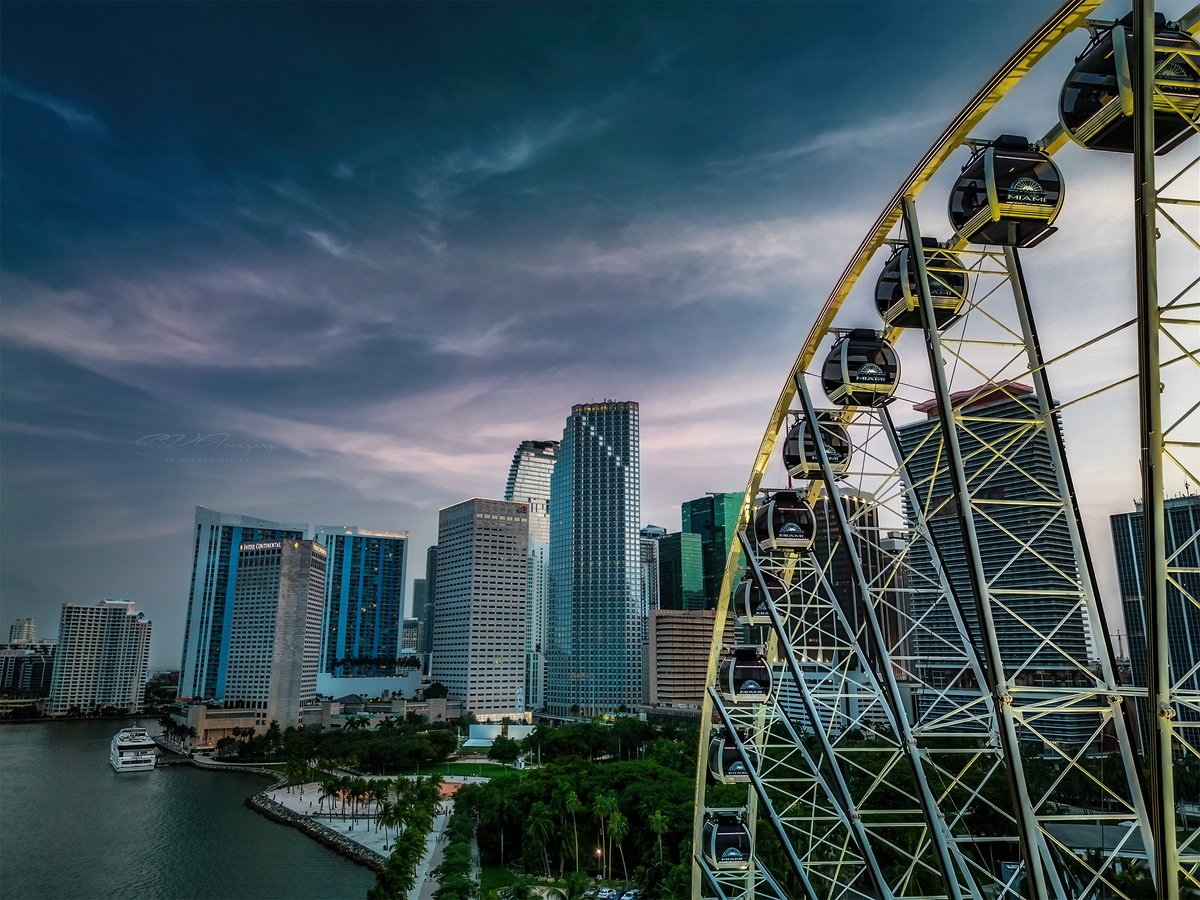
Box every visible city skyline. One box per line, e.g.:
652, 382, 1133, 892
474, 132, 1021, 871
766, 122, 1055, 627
1, 1, 1185, 667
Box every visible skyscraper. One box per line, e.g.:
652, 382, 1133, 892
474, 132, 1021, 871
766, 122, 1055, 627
897, 383, 1094, 742
48, 600, 151, 716
313, 526, 408, 675
178, 508, 306, 702
505, 439, 558, 710
682, 492, 743, 608
401, 617, 420, 652
222, 538, 327, 730
547, 400, 642, 717
1112, 493, 1200, 744
0, 641, 55, 696
412, 579, 427, 619
431, 498, 528, 719
658, 531, 705, 611
640, 525, 666, 626
421, 546, 438, 660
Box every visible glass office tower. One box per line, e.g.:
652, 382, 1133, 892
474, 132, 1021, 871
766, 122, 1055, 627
658, 531, 705, 611
682, 492, 743, 609
313, 526, 409, 675
547, 401, 641, 717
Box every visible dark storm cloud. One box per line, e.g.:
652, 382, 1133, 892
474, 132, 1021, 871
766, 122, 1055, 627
0, 1, 1061, 662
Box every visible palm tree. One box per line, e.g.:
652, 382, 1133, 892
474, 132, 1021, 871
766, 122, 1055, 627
525, 802, 555, 877
377, 799, 402, 850
592, 793, 618, 880
264, 719, 283, 754
318, 778, 337, 815
496, 797, 514, 868
648, 809, 668, 866
285, 757, 313, 793
351, 776, 370, 822
336, 775, 352, 815
609, 810, 629, 882
369, 783, 390, 831
559, 785, 583, 874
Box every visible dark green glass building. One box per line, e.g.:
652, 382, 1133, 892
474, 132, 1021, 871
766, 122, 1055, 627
658, 531, 705, 611
682, 492, 743, 609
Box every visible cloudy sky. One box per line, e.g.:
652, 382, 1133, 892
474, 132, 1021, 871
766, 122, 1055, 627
2, 1, 1188, 667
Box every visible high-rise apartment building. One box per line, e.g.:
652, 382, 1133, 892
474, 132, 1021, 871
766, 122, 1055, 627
645, 609, 717, 711
547, 400, 642, 717
683, 492, 743, 608
1112, 493, 1200, 744
9, 618, 36, 644
178, 508, 305, 702
658, 532, 705, 611
431, 499, 528, 719
897, 384, 1094, 742
222, 538, 327, 730
0, 641, 55, 695
48, 600, 151, 716
505, 439, 558, 710
313, 526, 408, 674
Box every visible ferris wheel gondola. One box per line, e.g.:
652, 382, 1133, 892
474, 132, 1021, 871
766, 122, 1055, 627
948, 134, 1064, 247
701, 811, 754, 871
874, 237, 968, 329
707, 729, 758, 784
732, 572, 785, 626
782, 410, 853, 478
750, 490, 816, 552
820, 329, 901, 406
716, 647, 772, 704
1060, 12, 1200, 153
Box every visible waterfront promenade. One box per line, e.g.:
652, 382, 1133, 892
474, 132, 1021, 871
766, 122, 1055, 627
257, 772, 484, 899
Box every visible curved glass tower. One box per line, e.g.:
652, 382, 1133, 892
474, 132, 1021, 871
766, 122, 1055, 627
505, 440, 559, 711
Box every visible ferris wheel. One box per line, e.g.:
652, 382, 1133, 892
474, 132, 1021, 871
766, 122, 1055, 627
692, 2, 1200, 899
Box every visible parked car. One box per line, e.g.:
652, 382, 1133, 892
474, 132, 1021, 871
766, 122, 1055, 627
597, 889, 619, 900
621, 891, 643, 900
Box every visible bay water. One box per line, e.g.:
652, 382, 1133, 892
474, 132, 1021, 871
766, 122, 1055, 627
0, 719, 375, 900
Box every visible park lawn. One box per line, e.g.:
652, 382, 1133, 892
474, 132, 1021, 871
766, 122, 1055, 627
395, 761, 521, 778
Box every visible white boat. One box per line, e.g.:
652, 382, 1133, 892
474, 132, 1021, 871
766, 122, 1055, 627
110, 726, 157, 772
